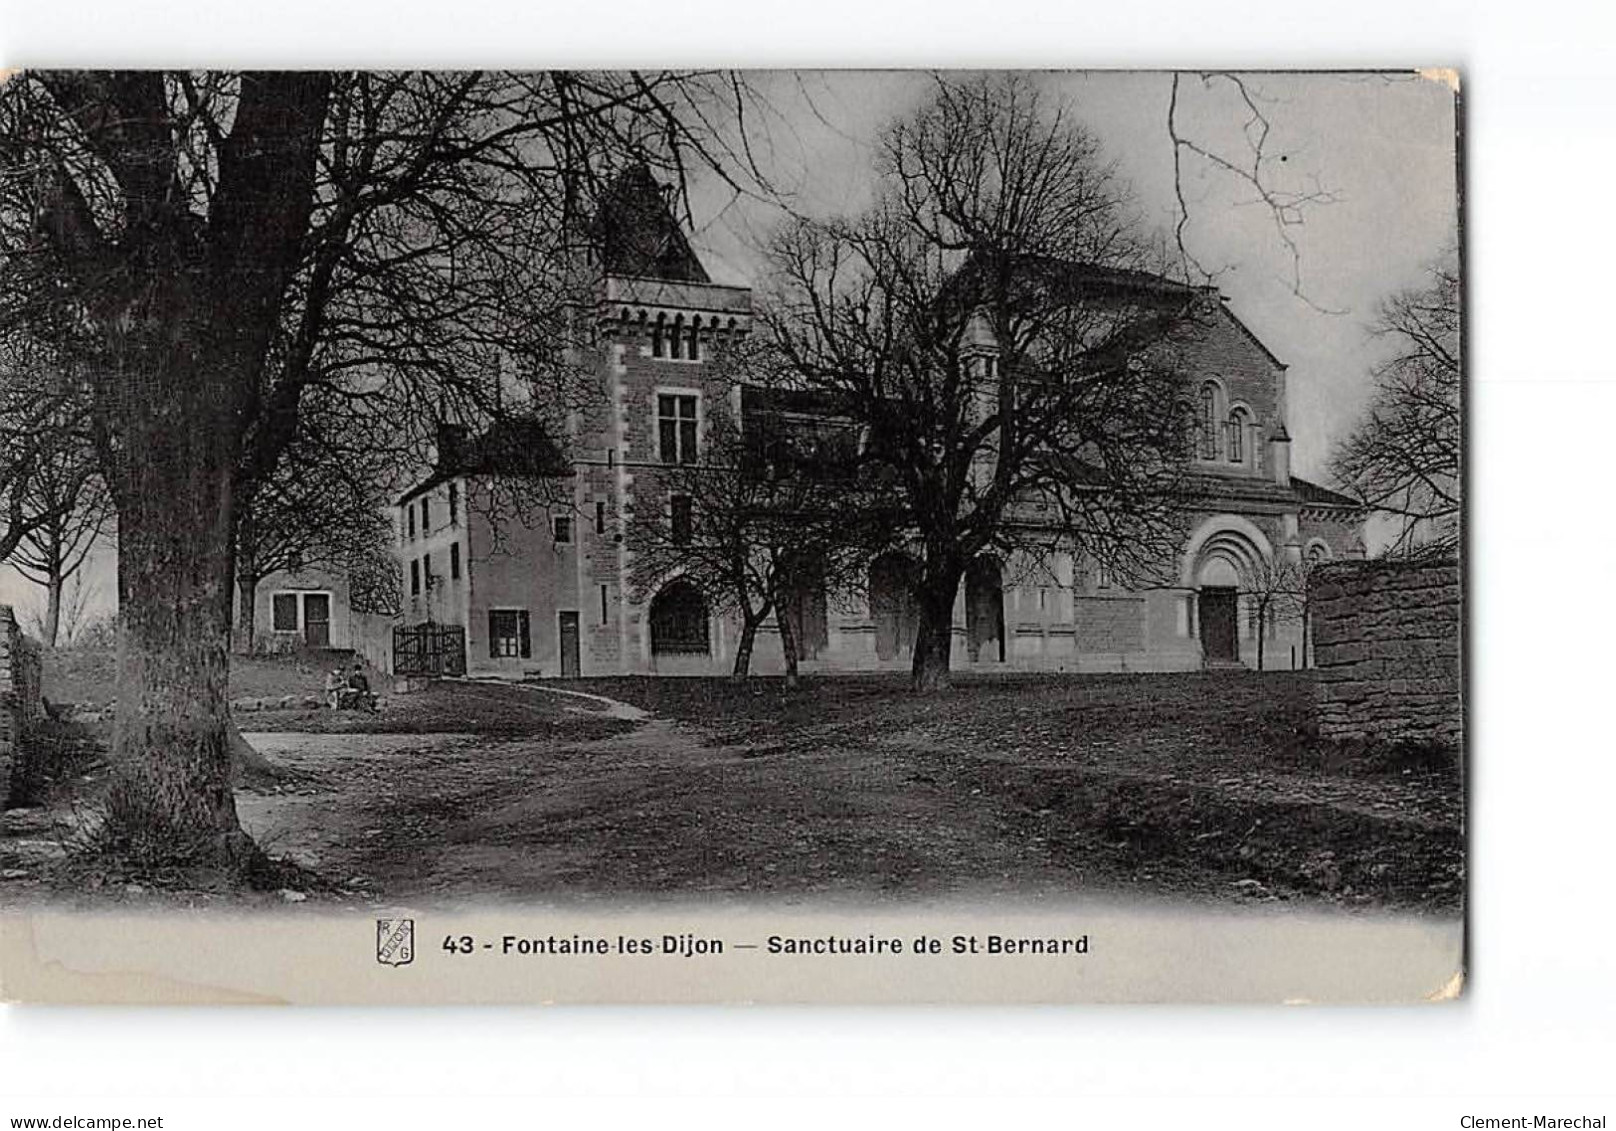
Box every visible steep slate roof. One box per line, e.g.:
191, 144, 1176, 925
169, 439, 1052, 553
1289, 475, 1361, 510
740, 384, 852, 419
591, 164, 711, 283
397, 419, 571, 504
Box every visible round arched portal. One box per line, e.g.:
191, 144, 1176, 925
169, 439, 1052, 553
965, 555, 1005, 663
649, 578, 710, 656
869, 553, 920, 662
1182, 516, 1273, 664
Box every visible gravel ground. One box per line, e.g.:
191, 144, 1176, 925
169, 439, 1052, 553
2, 672, 1463, 912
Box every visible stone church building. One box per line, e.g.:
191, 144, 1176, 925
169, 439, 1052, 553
393, 169, 1363, 679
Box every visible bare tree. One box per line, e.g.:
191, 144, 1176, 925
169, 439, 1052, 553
762, 73, 1194, 691
0, 70, 764, 873
0, 333, 95, 565
628, 388, 888, 684
9, 412, 112, 647
1331, 251, 1461, 554
1239, 553, 1309, 672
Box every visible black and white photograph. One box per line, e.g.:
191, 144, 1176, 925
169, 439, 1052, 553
0, 67, 1464, 1005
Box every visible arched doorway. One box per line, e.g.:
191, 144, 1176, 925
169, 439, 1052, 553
869, 553, 920, 661
649, 579, 710, 656
965, 555, 1005, 663
1184, 522, 1270, 665
782, 552, 829, 661
1195, 555, 1242, 662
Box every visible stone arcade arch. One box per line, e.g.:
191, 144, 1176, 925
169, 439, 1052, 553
649, 578, 710, 657
965, 555, 1006, 663
868, 553, 920, 662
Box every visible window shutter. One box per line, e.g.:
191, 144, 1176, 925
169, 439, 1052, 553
518, 611, 531, 659
488, 611, 499, 659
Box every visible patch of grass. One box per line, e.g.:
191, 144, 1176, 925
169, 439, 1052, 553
42, 646, 379, 710
246, 680, 638, 741
7, 717, 106, 808
557, 670, 1462, 910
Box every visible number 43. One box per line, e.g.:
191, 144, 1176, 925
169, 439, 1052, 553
442, 935, 475, 954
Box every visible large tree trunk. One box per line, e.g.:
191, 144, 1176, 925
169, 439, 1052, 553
910, 564, 963, 693
102, 395, 250, 870
36, 71, 332, 877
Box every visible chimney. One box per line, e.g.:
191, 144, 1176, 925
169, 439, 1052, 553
435, 423, 468, 473
1268, 423, 1292, 488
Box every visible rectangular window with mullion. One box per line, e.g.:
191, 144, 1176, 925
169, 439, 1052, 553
488, 609, 531, 659
657, 394, 699, 465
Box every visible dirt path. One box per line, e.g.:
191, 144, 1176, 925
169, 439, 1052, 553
223, 674, 1460, 911
236, 701, 1095, 905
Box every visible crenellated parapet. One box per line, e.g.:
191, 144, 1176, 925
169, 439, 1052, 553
598, 275, 752, 347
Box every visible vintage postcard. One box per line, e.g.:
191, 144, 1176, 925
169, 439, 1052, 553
0, 69, 1462, 1004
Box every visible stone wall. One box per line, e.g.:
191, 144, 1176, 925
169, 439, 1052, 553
1, 604, 44, 800
1309, 559, 1461, 746
1071, 595, 1148, 655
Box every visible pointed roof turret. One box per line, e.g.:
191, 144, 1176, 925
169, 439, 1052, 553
591, 164, 711, 284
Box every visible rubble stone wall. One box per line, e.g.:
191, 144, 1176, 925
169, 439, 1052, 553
1, 605, 44, 797
1310, 559, 1461, 745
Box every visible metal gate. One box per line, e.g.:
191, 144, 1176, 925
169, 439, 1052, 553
392, 622, 466, 678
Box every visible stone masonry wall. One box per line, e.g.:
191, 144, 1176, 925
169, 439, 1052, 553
1, 604, 45, 799
1309, 559, 1461, 746
1072, 595, 1147, 655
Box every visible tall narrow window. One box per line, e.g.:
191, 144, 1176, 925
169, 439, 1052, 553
1227, 409, 1248, 463
595, 500, 606, 535
409, 559, 421, 596
651, 314, 665, 358
1199, 383, 1218, 459
421, 552, 431, 588
687, 316, 700, 361
670, 494, 693, 546
406, 505, 416, 541
449, 542, 461, 580
658, 394, 699, 465
599, 584, 609, 626
668, 315, 684, 360
420, 497, 430, 533
448, 481, 459, 526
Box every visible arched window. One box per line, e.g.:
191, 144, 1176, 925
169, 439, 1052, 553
687, 315, 701, 361
1227, 407, 1248, 463
669, 314, 684, 360
649, 579, 710, 655
1199, 383, 1219, 459
651, 313, 665, 358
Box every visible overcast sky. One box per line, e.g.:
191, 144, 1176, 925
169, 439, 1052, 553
682, 70, 1459, 484
0, 70, 1458, 624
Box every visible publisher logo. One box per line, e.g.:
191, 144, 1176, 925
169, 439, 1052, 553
376, 918, 415, 966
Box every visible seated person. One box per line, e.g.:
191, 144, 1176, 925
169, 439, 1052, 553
324, 668, 345, 710
340, 662, 374, 711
